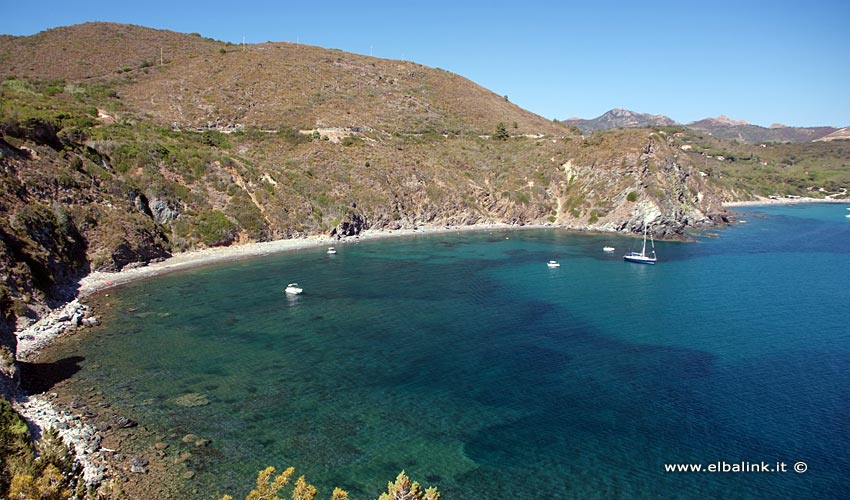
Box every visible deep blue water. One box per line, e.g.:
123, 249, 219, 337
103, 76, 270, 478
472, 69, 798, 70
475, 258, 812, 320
56, 204, 850, 499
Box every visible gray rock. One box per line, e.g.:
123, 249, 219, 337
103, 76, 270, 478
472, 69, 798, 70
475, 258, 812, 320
81, 317, 100, 327
149, 198, 179, 224
112, 416, 138, 428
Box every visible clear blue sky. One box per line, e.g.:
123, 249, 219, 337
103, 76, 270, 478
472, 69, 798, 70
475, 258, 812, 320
2, 0, 848, 127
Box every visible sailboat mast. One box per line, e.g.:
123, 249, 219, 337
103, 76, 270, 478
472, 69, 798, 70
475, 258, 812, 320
641, 223, 648, 256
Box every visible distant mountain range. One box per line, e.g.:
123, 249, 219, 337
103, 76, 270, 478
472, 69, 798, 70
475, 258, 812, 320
564, 109, 845, 143
562, 108, 676, 132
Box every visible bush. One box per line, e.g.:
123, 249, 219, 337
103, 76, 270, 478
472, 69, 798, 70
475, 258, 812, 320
1, 399, 34, 492
276, 128, 310, 145
200, 130, 232, 149
341, 135, 361, 147
219, 467, 439, 500
493, 123, 510, 141
1, 400, 76, 500
219, 466, 348, 500
196, 210, 238, 247
626, 191, 638, 202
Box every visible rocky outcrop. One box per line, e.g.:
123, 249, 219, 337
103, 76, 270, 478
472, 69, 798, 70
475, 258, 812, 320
15, 299, 99, 361
148, 198, 179, 224
107, 237, 169, 272
331, 207, 369, 238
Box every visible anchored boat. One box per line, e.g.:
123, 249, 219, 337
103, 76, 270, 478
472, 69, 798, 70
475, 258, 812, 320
623, 223, 657, 265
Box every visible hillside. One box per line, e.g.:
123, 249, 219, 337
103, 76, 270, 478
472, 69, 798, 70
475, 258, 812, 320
666, 126, 850, 198
814, 126, 850, 142
0, 22, 563, 136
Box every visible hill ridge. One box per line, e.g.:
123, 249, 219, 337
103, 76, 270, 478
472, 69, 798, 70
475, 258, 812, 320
0, 22, 563, 136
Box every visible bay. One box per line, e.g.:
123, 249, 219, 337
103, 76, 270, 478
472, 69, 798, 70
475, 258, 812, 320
48, 203, 850, 499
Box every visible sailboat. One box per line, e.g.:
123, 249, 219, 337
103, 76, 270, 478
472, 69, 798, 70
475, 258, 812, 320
623, 223, 657, 265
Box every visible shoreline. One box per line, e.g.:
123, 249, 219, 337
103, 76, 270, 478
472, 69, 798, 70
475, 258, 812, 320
722, 195, 850, 208
76, 196, 850, 298
77, 222, 550, 297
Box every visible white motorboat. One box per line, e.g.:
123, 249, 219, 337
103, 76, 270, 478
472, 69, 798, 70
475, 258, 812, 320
327, 247, 337, 254
603, 246, 615, 252
284, 283, 303, 295
547, 260, 560, 268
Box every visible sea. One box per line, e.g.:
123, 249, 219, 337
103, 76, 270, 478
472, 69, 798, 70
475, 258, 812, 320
37, 203, 850, 499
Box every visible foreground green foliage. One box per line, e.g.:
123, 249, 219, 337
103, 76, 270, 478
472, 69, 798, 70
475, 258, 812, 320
220, 467, 440, 500
0, 399, 77, 500
1, 398, 33, 493
378, 471, 440, 500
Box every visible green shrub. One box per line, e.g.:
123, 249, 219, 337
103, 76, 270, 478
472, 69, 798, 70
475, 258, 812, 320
226, 195, 267, 240
200, 130, 232, 149
196, 210, 237, 246
341, 135, 361, 147
3, 423, 76, 500
219, 467, 439, 500
276, 127, 310, 145
626, 191, 638, 202
493, 122, 510, 141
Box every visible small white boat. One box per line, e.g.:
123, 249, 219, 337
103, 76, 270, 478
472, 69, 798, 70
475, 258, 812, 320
547, 260, 560, 268
284, 283, 303, 295
845, 214, 850, 218
603, 246, 615, 252
327, 246, 337, 254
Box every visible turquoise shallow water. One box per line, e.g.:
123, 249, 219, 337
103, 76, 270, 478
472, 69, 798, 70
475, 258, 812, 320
53, 204, 850, 499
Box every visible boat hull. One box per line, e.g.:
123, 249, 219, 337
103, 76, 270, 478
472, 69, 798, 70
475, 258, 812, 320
623, 254, 656, 265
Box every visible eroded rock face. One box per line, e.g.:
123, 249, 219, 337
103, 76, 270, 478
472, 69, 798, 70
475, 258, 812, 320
331, 209, 369, 238
107, 238, 170, 272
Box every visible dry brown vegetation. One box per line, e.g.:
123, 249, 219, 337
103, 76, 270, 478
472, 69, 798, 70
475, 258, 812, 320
0, 23, 563, 136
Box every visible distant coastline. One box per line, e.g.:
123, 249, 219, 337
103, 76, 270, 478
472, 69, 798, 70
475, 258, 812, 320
723, 196, 850, 208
